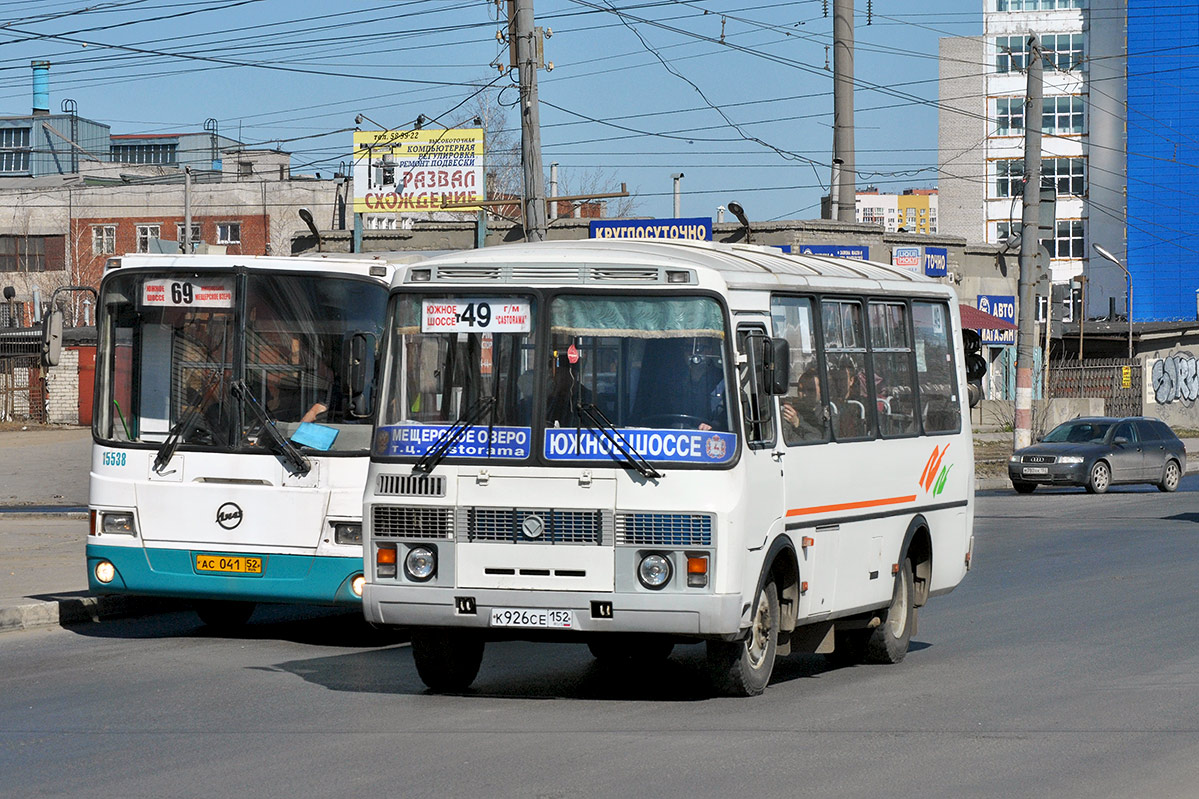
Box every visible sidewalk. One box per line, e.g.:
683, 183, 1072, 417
1, 426, 1197, 633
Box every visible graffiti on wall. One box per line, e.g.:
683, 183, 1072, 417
1152, 352, 1199, 405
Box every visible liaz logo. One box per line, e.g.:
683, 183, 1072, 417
215, 502, 243, 530
919, 444, 952, 497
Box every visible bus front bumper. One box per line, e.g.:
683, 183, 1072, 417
86, 543, 364, 605
363, 583, 744, 636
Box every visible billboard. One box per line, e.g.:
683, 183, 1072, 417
352, 128, 484, 213
589, 217, 712, 240
892, 246, 921, 272
795, 244, 869, 260
977, 294, 1016, 345
923, 246, 948, 277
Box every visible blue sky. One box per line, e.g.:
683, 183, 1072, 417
0, 0, 982, 221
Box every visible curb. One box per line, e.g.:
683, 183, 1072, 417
0, 594, 187, 634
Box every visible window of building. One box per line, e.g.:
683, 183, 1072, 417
110, 143, 178, 165
217, 223, 241, 244
1042, 33, 1085, 70
0, 235, 65, 272
906, 208, 917, 222
994, 159, 1024, 198
998, 0, 1084, 10
996, 97, 1025, 135
175, 223, 202, 245
0, 127, 31, 173
92, 225, 116, 255
1043, 156, 1085, 196
996, 36, 1029, 73
238, 161, 253, 177
1052, 219, 1085, 258
1043, 95, 1084, 135
136, 225, 161, 253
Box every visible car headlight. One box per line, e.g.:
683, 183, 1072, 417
101, 512, 137, 536
1058, 455, 1085, 464
638, 553, 673, 590
405, 546, 436, 582
1009, 454, 1021, 463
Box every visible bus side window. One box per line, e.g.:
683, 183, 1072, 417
868, 301, 918, 438
771, 296, 829, 446
913, 301, 962, 434
821, 299, 874, 440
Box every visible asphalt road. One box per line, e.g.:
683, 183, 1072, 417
2, 476, 1198, 799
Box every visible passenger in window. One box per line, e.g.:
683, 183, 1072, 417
831, 356, 868, 438
781, 368, 828, 444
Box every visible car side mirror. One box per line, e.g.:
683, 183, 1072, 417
1113, 436, 1128, 446
41, 309, 63, 367
765, 337, 790, 395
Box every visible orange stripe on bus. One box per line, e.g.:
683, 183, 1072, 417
786, 494, 918, 517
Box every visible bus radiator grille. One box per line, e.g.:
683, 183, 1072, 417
464, 508, 609, 545
614, 513, 713, 546
372, 506, 454, 539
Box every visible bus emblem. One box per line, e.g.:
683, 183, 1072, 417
521, 514, 546, 540
705, 435, 727, 461
216, 502, 244, 530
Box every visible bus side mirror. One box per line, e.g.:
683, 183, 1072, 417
41, 309, 63, 367
765, 337, 790, 395
346, 332, 376, 418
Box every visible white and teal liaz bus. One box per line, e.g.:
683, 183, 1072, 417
362, 240, 976, 695
87, 253, 398, 627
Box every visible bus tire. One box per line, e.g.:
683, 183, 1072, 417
587, 635, 674, 662
194, 600, 255, 630
865, 559, 915, 664
706, 579, 779, 697
411, 629, 484, 693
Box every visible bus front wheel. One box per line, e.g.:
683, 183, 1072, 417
707, 579, 779, 697
864, 559, 915, 664
411, 629, 485, 693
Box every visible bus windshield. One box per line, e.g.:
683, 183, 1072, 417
374, 292, 735, 467
95, 271, 388, 454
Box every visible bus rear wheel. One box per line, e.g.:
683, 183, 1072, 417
864, 559, 915, 664
411, 629, 485, 693
194, 600, 255, 630
707, 579, 779, 697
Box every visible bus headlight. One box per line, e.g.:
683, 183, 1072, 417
101, 512, 137, 536
405, 546, 436, 582
638, 553, 672, 590
350, 574, 365, 597
332, 522, 362, 545
94, 560, 116, 584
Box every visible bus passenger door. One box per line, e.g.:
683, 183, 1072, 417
735, 322, 786, 554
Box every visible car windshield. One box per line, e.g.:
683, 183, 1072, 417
94, 270, 388, 454
1042, 420, 1112, 444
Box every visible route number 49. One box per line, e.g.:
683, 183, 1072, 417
457, 302, 491, 327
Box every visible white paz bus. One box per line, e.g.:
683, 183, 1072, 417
86, 253, 396, 627
362, 240, 975, 695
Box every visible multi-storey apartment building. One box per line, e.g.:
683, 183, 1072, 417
855, 188, 939, 234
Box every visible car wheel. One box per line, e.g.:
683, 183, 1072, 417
1158, 459, 1182, 493
1012, 480, 1036, 494
1085, 460, 1111, 494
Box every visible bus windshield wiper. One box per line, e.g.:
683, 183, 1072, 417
231, 380, 311, 477
152, 369, 221, 474
413, 395, 497, 474
577, 403, 663, 480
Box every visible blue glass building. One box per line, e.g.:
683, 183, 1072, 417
1127, 1, 1199, 321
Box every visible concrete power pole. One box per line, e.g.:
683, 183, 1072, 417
832, 0, 856, 223
182, 167, 192, 254
513, 0, 548, 242
1014, 34, 1043, 451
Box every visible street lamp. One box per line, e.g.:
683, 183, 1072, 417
1092, 243, 1132, 361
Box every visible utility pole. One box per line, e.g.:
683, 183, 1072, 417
512, 0, 548, 242
672, 172, 684, 217
182, 166, 192, 254
1014, 34, 1043, 451
831, 0, 855, 223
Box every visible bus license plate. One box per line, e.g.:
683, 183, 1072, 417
195, 554, 263, 574
489, 608, 573, 629
1022, 467, 1049, 475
